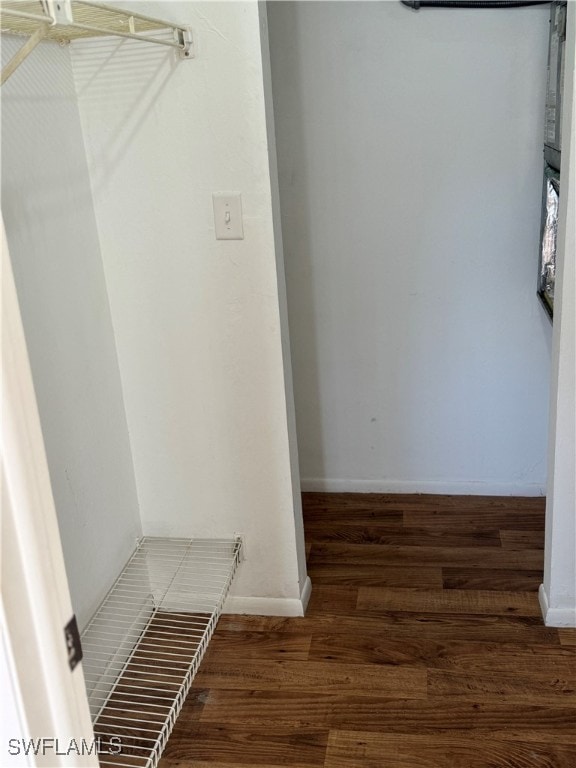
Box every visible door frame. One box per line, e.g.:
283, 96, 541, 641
540, 0, 576, 627
1, 215, 97, 767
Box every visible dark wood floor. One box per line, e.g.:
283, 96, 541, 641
159, 493, 576, 768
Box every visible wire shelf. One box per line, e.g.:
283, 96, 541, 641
81, 537, 242, 768
0, 1, 192, 50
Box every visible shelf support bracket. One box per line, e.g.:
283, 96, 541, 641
45, 0, 73, 25
1, 26, 48, 87
177, 27, 194, 59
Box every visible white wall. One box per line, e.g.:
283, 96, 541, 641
72, 1, 308, 613
1, 39, 142, 629
541, 2, 576, 628
268, 0, 552, 495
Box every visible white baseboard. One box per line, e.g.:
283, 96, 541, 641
224, 577, 313, 618
300, 478, 546, 497
300, 576, 312, 614
539, 583, 549, 622
539, 584, 576, 627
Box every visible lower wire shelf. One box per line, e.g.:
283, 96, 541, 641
80, 536, 243, 768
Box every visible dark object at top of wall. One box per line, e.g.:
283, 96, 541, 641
401, 1, 550, 10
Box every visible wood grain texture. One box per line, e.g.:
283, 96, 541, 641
302, 492, 408, 517
403, 509, 546, 531
216, 613, 561, 645
500, 530, 546, 550
195, 691, 576, 733
163, 723, 328, 765
559, 629, 576, 646
324, 731, 576, 768
160, 763, 321, 768
356, 587, 542, 617
305, 585, 359, 614
442, 567, 542, 592
427, 668, 576, 705
307, 563, 443, 588
155, 493, 575, 768
305, 524, 501, 549
308, 635, 576, 675
204, 631, 312, 662
194, 659, 426, 698
308, 542, 544, 569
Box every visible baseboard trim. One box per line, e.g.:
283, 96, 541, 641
300, 478, 546, 497
223, 583, 311, 618
539, 584, 576, 627
539, 583, 549, 623
300, 576, 312, 614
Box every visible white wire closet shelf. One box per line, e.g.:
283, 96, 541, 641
0, 1, 193, 84
81, 536, 242, 768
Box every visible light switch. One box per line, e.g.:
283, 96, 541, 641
213, 192, 244, 240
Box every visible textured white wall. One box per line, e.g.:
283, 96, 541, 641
72, 1, 307, 610
269, 0, 552, 495
1, 39, 141, 630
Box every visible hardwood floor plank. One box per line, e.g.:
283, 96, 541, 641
428, 668, 576, 706
193, 659, 427, 698
161, 723, 328, 765
160, 763, 320, 768
309, 543, 544, 570
442, 568, 543, 592
403, 506, 545, 531
160, 763, 321, 768
216, 612, 562, 646
204, 632, 312, 662
196, 690, 576, 734
303, 513, 403, 528
357, 587, 542, 617
398, 495, 545, 509
500, 530, 545, 550
303, 493, 545, 513
308, 634, 576, 675
324, 730, 576, 768
559, 629, 576, 646
306, 586, 359, 613
302, 492, 406, 517
306, 563, 443, 588
305, 524, 501, 548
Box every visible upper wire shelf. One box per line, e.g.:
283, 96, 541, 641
1, 1, 193, 84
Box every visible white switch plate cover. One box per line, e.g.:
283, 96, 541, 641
213, 192, 244, 240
